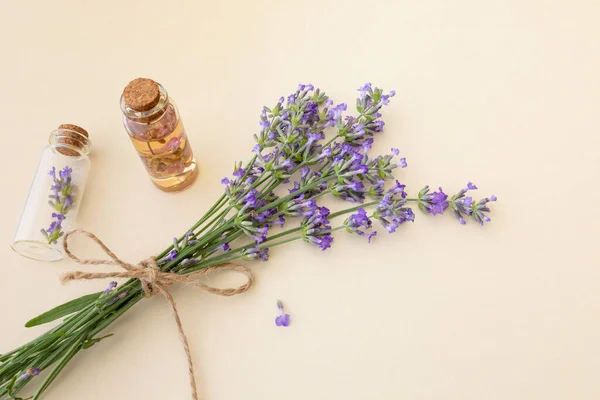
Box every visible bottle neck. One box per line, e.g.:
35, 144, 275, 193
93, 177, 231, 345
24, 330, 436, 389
49, 129, 92, 157
120, 84, 170, 124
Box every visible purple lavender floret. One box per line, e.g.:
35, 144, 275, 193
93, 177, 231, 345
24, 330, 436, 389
233, 168, 246, 178
102, 281, 118, 295
219, 243, 231, 252
20, 368, 41, 380
275, 300, 291, 327
157, 249, 178, 265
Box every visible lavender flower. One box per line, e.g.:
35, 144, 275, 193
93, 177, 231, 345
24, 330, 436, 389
417, 186, 449, 215
275, 300, 291, 327
301, 206, 334, 250
20, 368, 40, 380
233, 168, 246, 178
157, 249, 178, 265
179, 258, 199, 268
242, 247, 269, 261
373, 184, 415, 233
344, 208, 377, 242
106, 291, 128, 306
219, 243, 231, 252
364, 149, 405, 184
277, 215, 286, 228
366, 179, 386, 199
102, 281, 118, 295
417, 183, 497, 224
446, 183, 497, 225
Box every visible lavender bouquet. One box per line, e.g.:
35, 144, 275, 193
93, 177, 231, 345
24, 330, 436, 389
0, 83, 496, 399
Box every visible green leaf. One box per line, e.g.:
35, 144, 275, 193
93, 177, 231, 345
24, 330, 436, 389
25, 292, 102, 328
7, 376, 16, 393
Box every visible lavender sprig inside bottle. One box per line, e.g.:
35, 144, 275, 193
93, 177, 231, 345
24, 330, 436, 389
41, 166, 75, 245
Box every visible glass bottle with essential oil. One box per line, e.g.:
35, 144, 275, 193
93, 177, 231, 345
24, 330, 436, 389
12, 125, 92, 261
120, 78, 197, 192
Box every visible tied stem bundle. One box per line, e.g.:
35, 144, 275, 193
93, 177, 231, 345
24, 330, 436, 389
0, 83, 496, 399
61, 229, 254, 400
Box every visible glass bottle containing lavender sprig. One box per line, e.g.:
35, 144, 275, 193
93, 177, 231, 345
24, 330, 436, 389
120, 78, 197, 192
12, 124, 92, 261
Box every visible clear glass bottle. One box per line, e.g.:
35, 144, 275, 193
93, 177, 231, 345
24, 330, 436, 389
12, 125, 92, 261
120, 78, 197, 192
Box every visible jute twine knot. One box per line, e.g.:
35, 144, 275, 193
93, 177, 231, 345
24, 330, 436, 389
62, 229, 254, 400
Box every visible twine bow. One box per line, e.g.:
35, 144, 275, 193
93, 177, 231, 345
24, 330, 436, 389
62, 229, 254, 400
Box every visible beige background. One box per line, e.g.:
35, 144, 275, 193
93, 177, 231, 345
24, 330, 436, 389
1, 0, 599, 399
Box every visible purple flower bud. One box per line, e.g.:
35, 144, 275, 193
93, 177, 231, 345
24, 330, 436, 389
466, 182, 478, 190
221, 177, 230, 185
399, 158, 407, 168
219, 243, 230, 252
490, 195, 497, 201
300, 166, 310, 178
180, 258, 199, 268
361, 138, 374, 151
59, 166, 73, 180
318, 234, 333, 250
358, 83, 372, 97
320, 147, 332, 158
391, 148, 400, 156
102, 281, 118, 295
106, 291, 128, 306
329, 103, 347, 120
21, 368, 41, 380
64, 195, 74, 209
52, 213, 65, 221
373, 120, 385, 132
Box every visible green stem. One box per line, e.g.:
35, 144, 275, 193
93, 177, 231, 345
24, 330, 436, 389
32, 332, 86, 400
155, 193, 227, 260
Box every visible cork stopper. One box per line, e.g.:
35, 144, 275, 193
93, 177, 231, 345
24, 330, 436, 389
122, 78, 161, 111
56, 124, 89, 156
